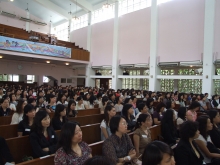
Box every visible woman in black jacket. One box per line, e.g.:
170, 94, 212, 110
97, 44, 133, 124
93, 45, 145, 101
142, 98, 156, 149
174, 121, 203, 165
208, 110, 220, 148
161, 109, 178, 146
30, 110, 57, 158
52, 104, 67, 130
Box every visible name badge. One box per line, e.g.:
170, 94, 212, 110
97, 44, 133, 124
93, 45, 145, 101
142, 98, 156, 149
51, 135, 54, 138
25, 129, 30, 132
142, 135, 148, 138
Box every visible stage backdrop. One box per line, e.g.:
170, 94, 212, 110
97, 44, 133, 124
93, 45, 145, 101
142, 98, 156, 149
0, 36, 71, 58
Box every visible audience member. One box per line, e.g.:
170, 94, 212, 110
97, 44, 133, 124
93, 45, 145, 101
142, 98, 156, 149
0, 97, 11, 116
115, 96, 123, 112
199, 95, 208, 112
46, 94, 57, 113
122, 104, 136, 132
186, 101, 200, 121
135, 103, 149, 121
146, 98, 154, 114
54, 122, 92, 165
67, 99, 77, 117
0, 136, 15, 165
176, 107, 186, 130
52, 104, 67, 130
18, 104, 36, 136
75, 97, 85, 110
10, 99, 27, 124
100, 105, 116, 140
102, 115, 136, 165
83, 156, 110, 165
153, 102, 166, 125
30, 110, 57, 158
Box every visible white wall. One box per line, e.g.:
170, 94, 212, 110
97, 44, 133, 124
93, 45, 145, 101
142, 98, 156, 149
70, 27, 88, 49
214, 0, 220, 59
118, 8, 151, 65
0, 60, 77, 86
90, 19, 114, 66
0, 1, 50, 34
158, 0, 205, 62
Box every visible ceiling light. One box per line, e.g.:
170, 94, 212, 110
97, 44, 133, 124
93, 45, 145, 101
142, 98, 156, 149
10, 0, 14, 1
103, 0, 111, 9
65, 63, 69, 65
46, 61, 50, 64
0, 56, 2, 58
72, 0, 79, 21
190, 65, 193, 67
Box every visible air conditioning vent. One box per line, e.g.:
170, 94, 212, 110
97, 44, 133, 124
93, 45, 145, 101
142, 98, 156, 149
19, 17, 32, 22
34, 21, 47, 26
0, 11, 16, 18
119, 64, 134, 68
134, 64, 149, 68
180, 61, 202, 67
158, 62, 179, 67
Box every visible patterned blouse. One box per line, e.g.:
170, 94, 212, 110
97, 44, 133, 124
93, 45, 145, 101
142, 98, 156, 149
54, 141, 91, 165
102, 134, 134, 165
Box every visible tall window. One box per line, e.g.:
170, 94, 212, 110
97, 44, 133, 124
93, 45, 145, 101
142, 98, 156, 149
122, 70, 141, 89
91, 4, 115, 24
27, 75, 35, 84
71, 14, 88, 31
54, 22, 69, 41
0, 74, 18, 82
215, 69, 220, 94
160, 69, 174, 92
119, 0, 150, 16
177, 69, 202, 94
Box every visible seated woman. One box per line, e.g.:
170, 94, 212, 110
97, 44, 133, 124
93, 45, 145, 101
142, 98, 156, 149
146, 98, 154, 114
83, 93, 91, 109
75, 97, 85, 110
57, 94, 68, 105
195, 115, 220, 165
67, 99, 78, 117
161, 109, 178, 146
54, 122, 92, 165
100, 105, 116, 140
36, 96, 45, 109
0, 136, 15, 165
84, 156, 111, 165
153, 102, 166, 125
18, 104, 36, 136
178, 93, 186, 107
30, 110, 57, 158
166, 101, 177, 120
52, 104, 67, 130
102, 115, 136, 165
135, 103, 149, 121
175, 121, 203, 165
208, 110, 220, 148
0, 98, 11, 116
133, 114, 152, 159
211, 95, 219, 109
99, 96, 108, 114
186, 101, 200, 121
10, 99, 27, 124
9, 93, 17, 111
176, 107, 186, 130
45, 94, 57, 113
122, 104, 136, 132
142, 141, 175, 165
115, 96, 123, 113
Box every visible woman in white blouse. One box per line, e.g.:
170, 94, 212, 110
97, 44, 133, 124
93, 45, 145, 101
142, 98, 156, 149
11, 99, 27, 124
83, 93, 91, 109
75, 97, 85, 110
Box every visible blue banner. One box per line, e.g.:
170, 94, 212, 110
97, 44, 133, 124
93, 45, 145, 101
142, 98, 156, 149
0, 36, 71, 58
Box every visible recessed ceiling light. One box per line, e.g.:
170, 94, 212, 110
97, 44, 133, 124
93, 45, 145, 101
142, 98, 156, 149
0, 56, 2, 58
46, 61, 50, 64
10, 0, 14, 1
190, 65, 193, 67
65, 63, 69, 65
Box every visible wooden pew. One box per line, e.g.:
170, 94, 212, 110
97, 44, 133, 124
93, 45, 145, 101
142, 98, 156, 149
55, 123, 101, 144
70, 114, 104, 126
6, 123, 101, 163
0, 114, 104, 139
16, 141, 104, 165
0, 116, 12, 125
77, 108, 100, 116
0, 124, 18, 139
149, 125, 161, 141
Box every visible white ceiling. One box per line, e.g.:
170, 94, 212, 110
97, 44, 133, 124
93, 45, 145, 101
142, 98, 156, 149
1, 0, 113, 25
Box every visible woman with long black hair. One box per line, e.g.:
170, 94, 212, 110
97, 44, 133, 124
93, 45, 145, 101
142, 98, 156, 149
52, 104, 67, 130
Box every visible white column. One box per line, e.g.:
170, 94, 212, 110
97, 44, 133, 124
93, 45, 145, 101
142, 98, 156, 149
85, 12, 95, 87
26, 11, 30, 31
49, 22, 53, 34
202, 0, 215, 95
149, 0, 160, 91
112, 1, 122, 90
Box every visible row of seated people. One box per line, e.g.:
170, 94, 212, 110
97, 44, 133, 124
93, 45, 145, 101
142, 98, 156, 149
2, 106, 220, 165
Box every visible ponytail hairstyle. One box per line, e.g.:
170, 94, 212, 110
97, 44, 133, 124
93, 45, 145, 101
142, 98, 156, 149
136, 113, 150, 129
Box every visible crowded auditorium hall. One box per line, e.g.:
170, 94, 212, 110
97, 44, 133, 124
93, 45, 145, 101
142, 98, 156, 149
0, 0, 219, 165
